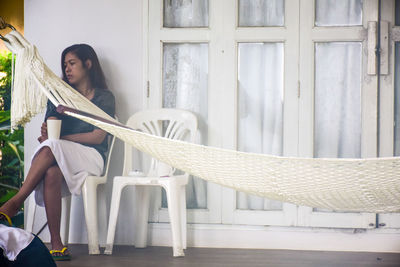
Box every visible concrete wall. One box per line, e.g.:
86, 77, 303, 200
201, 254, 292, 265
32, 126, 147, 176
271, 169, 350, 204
24, 0, 144, 245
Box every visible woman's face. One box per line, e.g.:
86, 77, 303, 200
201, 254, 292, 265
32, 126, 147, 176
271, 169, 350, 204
64, 52, 90, 86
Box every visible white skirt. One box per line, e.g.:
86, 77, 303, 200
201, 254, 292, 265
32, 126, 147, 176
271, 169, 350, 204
32, 139, 104, 207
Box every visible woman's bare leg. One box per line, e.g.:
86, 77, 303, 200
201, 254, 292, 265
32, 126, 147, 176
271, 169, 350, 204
0, 146, 57, 217
43, 165, 65, 251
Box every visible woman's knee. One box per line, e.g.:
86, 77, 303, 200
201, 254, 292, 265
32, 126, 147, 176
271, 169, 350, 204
37, 146, 55, 161
44, 166, 63, 187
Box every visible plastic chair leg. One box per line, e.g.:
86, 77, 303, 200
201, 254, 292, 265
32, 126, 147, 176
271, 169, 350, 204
60, 196, 71, 245
134, 186, 150, 248
82, 180, 100, 255
104, 180, 125, 255
180, 185, 187, 249
97, 185, 109, 247
25, 195, 36, 233
165, 181, 185, 257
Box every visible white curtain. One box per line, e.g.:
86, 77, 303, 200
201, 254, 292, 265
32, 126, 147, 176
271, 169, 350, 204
163, 43, 208, 209
314, 42, 362, 159
237, 43, 284, 210
313, 42, 362, 212
315, 0, 362, 26
238, 0, 284, 27
164, 0, 208, 27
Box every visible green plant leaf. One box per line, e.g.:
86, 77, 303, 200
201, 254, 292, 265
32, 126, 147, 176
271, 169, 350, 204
7, 142, 22, 162
0, 110, 10, 123
0, 189, 17, 205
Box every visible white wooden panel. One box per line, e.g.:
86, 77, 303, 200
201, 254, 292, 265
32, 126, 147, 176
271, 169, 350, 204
367, 21, 377, 75
380, 21, 389, 75
311, 27, 366, 41
297, 0, 377, 228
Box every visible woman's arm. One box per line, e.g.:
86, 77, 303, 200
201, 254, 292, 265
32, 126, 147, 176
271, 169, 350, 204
61, 128, 107, 145
38, 116, 107, 145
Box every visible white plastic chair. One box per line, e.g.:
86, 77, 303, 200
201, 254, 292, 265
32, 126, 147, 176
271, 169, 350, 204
104, 108, 198, 257
26, 133, 116, 254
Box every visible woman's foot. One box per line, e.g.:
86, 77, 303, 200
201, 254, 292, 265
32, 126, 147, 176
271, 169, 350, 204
50, 247, 71, 261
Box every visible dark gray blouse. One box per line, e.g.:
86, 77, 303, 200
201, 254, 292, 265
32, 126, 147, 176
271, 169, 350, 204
44, 88, 116, 161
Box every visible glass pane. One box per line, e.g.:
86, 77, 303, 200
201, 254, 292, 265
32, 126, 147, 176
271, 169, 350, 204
314, 42, 362, 159
237, 42, 284, 210
314, 42, 362, 212
396, 0, 400, 26
394, 43, 400, 154
164, 0, 208, 28
238, 0, 284, 27
315, 0, 362, 26
163, 43, 208, 209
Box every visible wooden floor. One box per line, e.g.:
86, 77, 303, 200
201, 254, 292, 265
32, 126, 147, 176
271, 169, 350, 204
55, 244, 400, 267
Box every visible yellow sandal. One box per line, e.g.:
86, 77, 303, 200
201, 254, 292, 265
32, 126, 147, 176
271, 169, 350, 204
0, 212, 12, 226
50, 247, 71, 261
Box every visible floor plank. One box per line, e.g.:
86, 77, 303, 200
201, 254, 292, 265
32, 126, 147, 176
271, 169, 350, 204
55, 245, 400, 267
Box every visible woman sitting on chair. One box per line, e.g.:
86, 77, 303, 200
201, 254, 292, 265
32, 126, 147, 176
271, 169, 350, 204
0, 44, 115, 261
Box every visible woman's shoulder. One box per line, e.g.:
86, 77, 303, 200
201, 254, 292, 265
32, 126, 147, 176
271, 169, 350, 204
95, 88, 115, 99
93, 89, 115, 116
94, 89, 115, 104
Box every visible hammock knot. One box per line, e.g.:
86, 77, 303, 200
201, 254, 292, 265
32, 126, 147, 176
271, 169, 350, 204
0, 17, 7, 30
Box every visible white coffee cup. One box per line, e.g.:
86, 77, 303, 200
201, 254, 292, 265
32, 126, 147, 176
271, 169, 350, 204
157, 162, 175, 177
47, 119, 62, 140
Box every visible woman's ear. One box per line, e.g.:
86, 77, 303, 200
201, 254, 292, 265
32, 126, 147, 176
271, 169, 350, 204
85, 59, 92, 70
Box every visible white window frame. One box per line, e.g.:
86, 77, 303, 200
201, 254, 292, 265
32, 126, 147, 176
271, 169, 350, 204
144, 0, 394, 229
377, 0, 400, 228
297, 0, 378, 228
221, 0, 299, 226
147, 0, 222, 224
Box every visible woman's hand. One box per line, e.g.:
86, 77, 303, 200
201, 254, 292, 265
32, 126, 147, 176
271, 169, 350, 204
37, 121, 48, 143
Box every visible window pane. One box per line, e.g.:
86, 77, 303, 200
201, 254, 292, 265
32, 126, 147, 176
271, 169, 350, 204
396, 0, 400, 26
238, 0, 284, 27
314, 42, 362, 158
394, 43, 400, 155
164, 0, 208, 28
163, 43, 208, 209
237, 42, 284, 210
315, 0, 362, 26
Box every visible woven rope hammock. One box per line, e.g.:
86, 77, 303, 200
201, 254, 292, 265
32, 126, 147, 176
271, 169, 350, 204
2, 30, 400, 213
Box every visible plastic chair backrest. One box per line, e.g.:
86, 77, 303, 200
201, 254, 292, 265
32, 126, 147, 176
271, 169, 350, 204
102, 133, 116, 177
122, 109, 198, 176
101, 117, 118, 177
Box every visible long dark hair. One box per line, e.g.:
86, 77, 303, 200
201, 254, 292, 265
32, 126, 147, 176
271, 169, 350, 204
61, 44, 108, 90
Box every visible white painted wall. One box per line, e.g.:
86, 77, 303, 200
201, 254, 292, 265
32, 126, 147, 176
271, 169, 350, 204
24, 0, 144, 245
